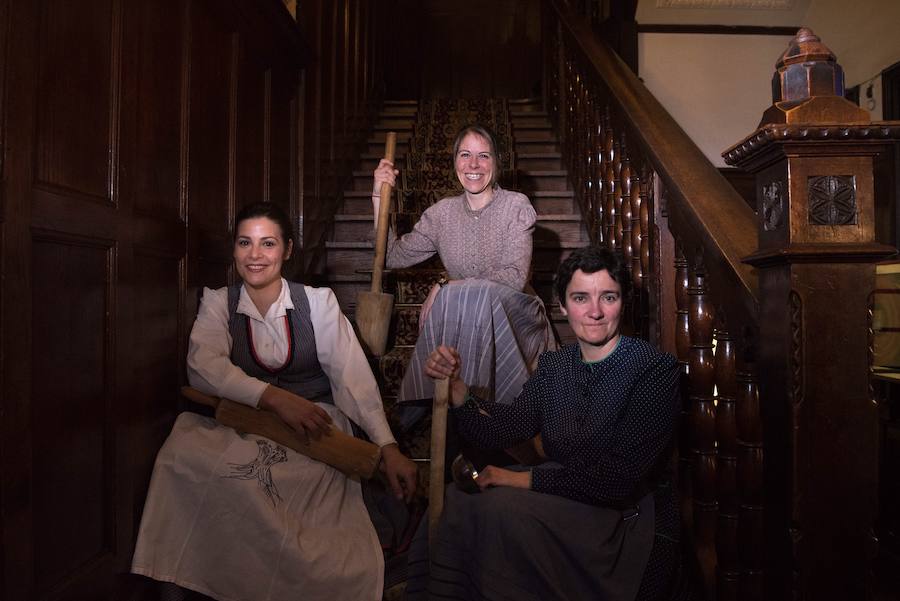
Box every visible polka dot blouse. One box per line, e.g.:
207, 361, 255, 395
452, 336, 681, 508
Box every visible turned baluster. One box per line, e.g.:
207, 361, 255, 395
674, 246, 692, 484
688, 261, 717, 550
613, 134, 628, 252
591, 108, 604, 242
619, 139, 634, 270
714, 322, 739, 601
629, 162, 645, 291
602, 108, 616, 249
736, 359, 764, 600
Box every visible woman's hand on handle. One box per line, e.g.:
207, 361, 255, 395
258, 385, 333, 442
424, 345, 468, 407
372, 159, 399, 220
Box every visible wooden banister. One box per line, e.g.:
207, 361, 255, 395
550, 0, 758, 321
544, 8, 900, 600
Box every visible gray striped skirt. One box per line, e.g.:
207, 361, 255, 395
395, 279, 556, 429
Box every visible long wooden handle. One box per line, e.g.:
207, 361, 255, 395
180, 386, 382, 479
428, 377, 450, 549
371, 132, 397, 293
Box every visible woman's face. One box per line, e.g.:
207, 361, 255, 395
233, 217, 292, 292
561, 268, 623, 362
454, 132, 495, 196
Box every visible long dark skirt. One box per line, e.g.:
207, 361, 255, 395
407, 483, 655, 601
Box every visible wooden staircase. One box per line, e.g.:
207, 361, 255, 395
324, 98, 587, 418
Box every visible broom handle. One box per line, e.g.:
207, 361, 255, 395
428, 377, 450, 550
371, 132, 397, 293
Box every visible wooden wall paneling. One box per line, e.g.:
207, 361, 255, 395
235, 42, 267, 209
117, 0, 190, 559
270, 66, 298, 209
31, 233, 118, 598
1, 1, 39, 597
130, 247, 184, 511
35, 0, 117, 203
188, 0, 235, 292
299, 0, 322, 272
123, 1, 184, 221
0, 0, 8, 213
340, 0, 349, 153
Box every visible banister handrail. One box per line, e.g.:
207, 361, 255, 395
550, 0, 759, 313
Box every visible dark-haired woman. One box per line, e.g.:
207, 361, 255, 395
372, 125, 555, 427
131, 202, 417, 601
420, 246, 682, 601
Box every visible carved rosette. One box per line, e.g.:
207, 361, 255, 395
761, 180, 785, 231
808, 175, 856, 225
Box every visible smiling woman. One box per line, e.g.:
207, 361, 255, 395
130, 202, 418, 601
417, 247, 683, 601
370, 125, 556, 438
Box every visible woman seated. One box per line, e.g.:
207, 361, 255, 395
373, 124, 556, 427
421, 246, 682, 601
131, 202, 417, 601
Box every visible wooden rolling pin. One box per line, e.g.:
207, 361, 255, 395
181, 386, 382, 479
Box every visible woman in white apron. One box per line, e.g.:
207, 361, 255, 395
131, 202, 417, 601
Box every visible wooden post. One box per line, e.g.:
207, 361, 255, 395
725, 28, 899, 601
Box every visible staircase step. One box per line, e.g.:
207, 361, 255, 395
326, 274, 371, 317
332, 214, 375, 242
511, 124, 555, 141
529, 190, 576, 214
515, 139, 559, 153
519, 169, 570, 192
367, 136, 411, 154
341, 191, 376, 214
533, 215, 588, 244
357, 152, 407, 171
517, 152, 562, 170
325, 241, 376, 273
351, 170, 377, 191
507, 98, 544, 113
510, 113, 551, 128
373, 122, 414, 133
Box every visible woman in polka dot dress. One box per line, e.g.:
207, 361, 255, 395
419, 246, 683, 601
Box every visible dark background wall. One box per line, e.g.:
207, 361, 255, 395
383, 0, 543, 99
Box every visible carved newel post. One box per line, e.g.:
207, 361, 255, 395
723, 28, 900, 601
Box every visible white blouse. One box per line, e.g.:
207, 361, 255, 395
186, 278, 396, 448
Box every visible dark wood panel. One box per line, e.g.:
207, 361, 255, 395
188, 3, 234, 232
31, 234, 113, 593
386, 0, 542, 98
35, 0, 117, 201
130, 250, 183, 529
122, 0, 186, 220
270, 65, 296, 205
0, 0, 8, 215
235, 45, 265, 208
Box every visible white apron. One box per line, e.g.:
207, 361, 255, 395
131, 405, 383, 601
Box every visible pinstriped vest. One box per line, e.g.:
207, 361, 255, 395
227, 282, 334, 404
